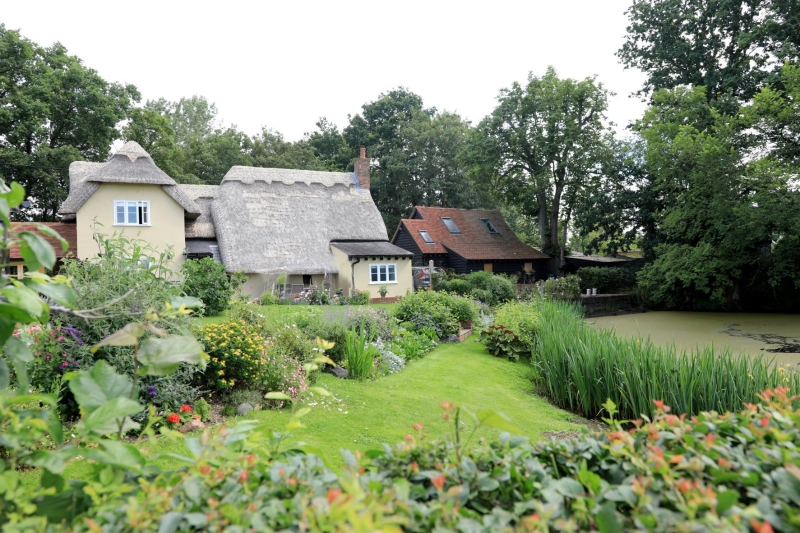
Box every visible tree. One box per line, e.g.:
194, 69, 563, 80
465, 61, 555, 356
635, 85, 800, 309
146, 95, 219, 146
0, 25, 139, 220
468, 67, 611, 263
304, 118, 352, 171
618, 0, 800, 104
250, 128, 326, 171
344, 88, 481, 231
122, 108, 187, 180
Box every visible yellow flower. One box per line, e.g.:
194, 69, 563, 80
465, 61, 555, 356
218, 370, 225, 376
220, 360, 226, 367
229, 379, 235, 386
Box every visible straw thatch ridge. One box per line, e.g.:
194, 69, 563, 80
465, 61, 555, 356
222, 166, 355, 188
59, 141, 201, 217
180, 184, 218, 238
212, 171, 387, 274
330, 241, 413, 258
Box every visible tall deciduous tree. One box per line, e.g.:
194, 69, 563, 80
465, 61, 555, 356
468, 67, 611, 263
0, 25, 139, 220
618, 0, 800, 104
304, 118, 352, 171
344, 88, 480, 231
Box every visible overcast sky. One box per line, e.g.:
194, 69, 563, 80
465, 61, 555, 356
3, 0, 648, 141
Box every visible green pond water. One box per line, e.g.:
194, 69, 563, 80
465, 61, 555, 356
588, 312, 800, 369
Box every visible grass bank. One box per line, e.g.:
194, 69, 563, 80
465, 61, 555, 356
38, 337, 578, 482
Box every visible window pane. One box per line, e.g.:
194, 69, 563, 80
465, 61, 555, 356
370, 265, 378, 282
480, 218, 498, 234
115, 203, 125, 224
379, 265, 387, 282
441, 217, 460, 234
141, 203, 148, 224
127, 202, 137, 224
419, 230, 433, 243
388, 265, 396, 281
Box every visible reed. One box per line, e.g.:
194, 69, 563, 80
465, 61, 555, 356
530, 300, 800, 419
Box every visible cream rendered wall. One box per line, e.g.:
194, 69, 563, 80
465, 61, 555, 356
75, 183, 186, 272
331, 247, 353, 295
353, 257, 413, 298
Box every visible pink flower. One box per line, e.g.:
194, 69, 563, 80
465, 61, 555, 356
61, 362, 68, 368
57, 336, 65, 341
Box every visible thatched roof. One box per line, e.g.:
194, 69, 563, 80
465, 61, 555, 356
59, 141, 201, 218
212, 167, 387, 274
180, 184, 218, 238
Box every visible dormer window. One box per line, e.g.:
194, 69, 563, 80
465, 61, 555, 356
419, 230, 434, 243
440, 217, 461, 234
114, 200, 150, 226
480, 218, 499, 234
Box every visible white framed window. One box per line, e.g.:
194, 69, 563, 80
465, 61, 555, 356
114, 200, 150, 226
370, 263, 397, 283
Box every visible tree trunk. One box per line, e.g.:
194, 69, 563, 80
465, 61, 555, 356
550, 181, 564, 251
537, 190, 549, 249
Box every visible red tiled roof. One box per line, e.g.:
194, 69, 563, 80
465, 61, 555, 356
9, 222, 78, 260
397, 207, 549, 261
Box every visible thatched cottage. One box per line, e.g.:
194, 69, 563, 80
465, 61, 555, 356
58, 142, 413, 299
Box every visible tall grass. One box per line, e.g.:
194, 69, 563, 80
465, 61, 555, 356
344, 323, 378, 381
531, 300, 800, 420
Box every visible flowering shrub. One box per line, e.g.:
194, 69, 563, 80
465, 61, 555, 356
342, 289, 370, 305
542, 274, 581, 300
20, 322, 92, 419
260, 350, 308, 405
194, 320, 266, 391
343, 306, 393, 341
165, 404, 195, 428
492, 301, 539, 345
392, 290, 465, 338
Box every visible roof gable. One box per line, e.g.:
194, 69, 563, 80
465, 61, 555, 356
59, 141, 201, 218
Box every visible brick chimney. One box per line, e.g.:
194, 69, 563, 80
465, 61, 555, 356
354, 145, 370, 190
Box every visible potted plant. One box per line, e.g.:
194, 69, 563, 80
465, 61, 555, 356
378, 285, 388, 298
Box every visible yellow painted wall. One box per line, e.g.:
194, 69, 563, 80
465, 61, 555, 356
353, 258, 413, 298
331, 247, 353, 295
75, 183, 186, 272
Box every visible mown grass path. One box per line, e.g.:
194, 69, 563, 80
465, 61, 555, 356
34, 336, 579, 482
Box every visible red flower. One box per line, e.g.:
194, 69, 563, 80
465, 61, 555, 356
431, 474, 446, 491
168, 413, 181, 424
180, 405, 192, 412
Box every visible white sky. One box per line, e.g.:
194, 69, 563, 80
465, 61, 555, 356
3, 0, 648, 141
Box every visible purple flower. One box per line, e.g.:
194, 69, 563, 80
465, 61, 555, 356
63, 326, 85, 345
44, 353, 52, 361
147, 385, 157, 398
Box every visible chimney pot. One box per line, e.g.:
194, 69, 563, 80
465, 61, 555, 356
359, 146, 366, 158
354, 146, 371, 190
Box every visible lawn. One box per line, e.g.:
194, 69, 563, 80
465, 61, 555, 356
198, 302, 396, 326
38, 335, 579, 483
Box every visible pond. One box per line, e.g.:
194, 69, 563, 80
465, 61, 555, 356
588, 311, 800, 369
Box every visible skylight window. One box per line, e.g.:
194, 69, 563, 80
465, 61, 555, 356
419, 230, 434, 243
480, 218, 499, 234
440, 217, 461, 234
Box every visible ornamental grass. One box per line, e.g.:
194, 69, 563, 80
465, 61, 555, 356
531, 300, 800, 419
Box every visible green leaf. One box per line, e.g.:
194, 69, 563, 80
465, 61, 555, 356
0, 303, 38, 326
0, 360, 8, 389
4, 337, 32, 389
0, 198, 9, 227
35, 223, 68, 252
80, 397, 142, 435
265, 392, 292, 401
595, 501, 622, 533
1, 182, 26, 208
19, 231, 56, 270
158, 512, 184, 533
2, 284, 47, 320
476, 409, 520, 434
67, 360, 135, 412
96, 440, 147, 469
716, 489, 739, 514
170, 296, 204, 309
0, 316, 16, 349
22, 278, 75, 307
91, 323, 145, 353
308, 386, 331, 397
136, 335, 206, 376
28, 450, 65, 474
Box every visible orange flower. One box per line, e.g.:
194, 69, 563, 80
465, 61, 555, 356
327, 488, 343, 504
431, 474, 446, 491
180, 405, 192, 412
